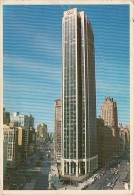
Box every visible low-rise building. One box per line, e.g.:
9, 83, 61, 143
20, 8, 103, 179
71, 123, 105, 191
3, 140, 8, 177
97, 118, 113, 167
3, 108, 10, 125
3, 125, 19, 168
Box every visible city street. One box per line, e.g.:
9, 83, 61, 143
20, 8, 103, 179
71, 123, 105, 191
87, 170, 117, 190
87, 150, 130, 190
33, 157, 51, 190
4, 143, 52, 190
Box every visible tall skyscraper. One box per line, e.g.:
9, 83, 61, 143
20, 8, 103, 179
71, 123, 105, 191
61, 8, 98, 177
101, 97, 118, 128
54, 99, 62, 162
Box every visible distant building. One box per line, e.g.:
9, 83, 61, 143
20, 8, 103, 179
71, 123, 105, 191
11, 112, 28, 128
11, 112, 34, 129
37, 123, 48, 141
101, 97, 118, 128
28, 127, 36, 155
17, 127, 29, 158
11, 112, 35, 155
29, 114, 34, 128
3, 108, 10, 125
54, 99, 62, 162
119, 123, 130, 152
47, 132, 54, 143
29, 127, 36, 144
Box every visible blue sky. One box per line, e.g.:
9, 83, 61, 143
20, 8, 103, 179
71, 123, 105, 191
3, 5, 130, 131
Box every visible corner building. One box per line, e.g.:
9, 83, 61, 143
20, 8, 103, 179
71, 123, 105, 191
61, 8, 98, 177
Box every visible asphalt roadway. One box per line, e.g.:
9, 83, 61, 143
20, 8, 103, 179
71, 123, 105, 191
33, 157, 51, 190
87, 150, 130, 190
87, 170, 116, 190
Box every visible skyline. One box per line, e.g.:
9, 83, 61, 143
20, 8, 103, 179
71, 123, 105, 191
3, 5, 130, 131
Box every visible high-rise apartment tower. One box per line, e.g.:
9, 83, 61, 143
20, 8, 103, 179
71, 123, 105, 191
61, 8, 98, 177
101, 97, 118, 128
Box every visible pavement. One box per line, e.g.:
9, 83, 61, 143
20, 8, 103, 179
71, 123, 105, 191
51, 169, 100, 190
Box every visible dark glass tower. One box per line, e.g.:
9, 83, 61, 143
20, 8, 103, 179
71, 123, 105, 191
61, 8, 98, 177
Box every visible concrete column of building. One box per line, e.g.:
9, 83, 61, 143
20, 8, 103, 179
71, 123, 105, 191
88, 160, 90, 172
93, 159, 95, 171
61, 159, 64, 175
72, 162, 74, 174
69, 161, 71, 175
92, 159, 94, 171
95, 159, 96, 171
94, 158, 96, 171
76, 160, 78, 177
85, 161, 87, 175
78, 161, 81, 175
96, 157, 98, 170
67, 162, 69, 174
86, 161, 88, 173
90, 160, 92, 172
65, 162, 67, 174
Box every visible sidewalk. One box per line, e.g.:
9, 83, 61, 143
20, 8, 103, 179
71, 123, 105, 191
50, 165, 106, 190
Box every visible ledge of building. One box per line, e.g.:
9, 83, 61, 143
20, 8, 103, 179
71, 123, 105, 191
60, 173, 92, 183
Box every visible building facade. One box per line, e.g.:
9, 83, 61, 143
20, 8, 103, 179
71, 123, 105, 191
54, 99, 62, 162
61, 8, 98, 177
101, 97, 120, 157
97, 118, 113, 167
17, 127, 29, 158
3, 108, 10, 125
37, 123, 48, 141
11, 112, 32, 129
29, 114, 34, 128
11, 112, 35, 154
101, 97, 118, 128
28, 127, 36, 155
119, 123, 130, 152
3, 125, 19, 168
